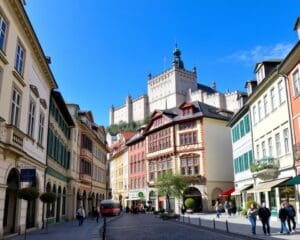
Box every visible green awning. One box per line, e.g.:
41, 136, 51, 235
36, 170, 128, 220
284, 175, 300, 185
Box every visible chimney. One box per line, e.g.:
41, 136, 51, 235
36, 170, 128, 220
245, 80, 257, 96
294, 17, 300, 40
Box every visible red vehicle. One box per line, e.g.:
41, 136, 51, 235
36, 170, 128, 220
100, 199, 121, 217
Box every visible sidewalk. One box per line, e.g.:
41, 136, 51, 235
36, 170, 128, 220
178, 213, 299, 240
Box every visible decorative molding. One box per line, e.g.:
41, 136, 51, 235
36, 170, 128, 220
12, 69, 26, 87
30, 84, 40, 98
0, 49, 9, 65
40, 98, 47, 109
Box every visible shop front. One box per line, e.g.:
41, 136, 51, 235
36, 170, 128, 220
127, 190, 146, 209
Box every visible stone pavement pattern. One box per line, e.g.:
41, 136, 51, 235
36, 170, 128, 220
9, 217, 102, 240
105, 214, 249, 240
181, 213, 300, 240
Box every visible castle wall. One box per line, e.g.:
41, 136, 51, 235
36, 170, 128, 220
132, 95, 149, 123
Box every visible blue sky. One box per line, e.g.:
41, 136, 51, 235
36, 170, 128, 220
25, 0, 300, 126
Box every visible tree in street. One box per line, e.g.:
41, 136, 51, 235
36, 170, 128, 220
157, 171, 188, 212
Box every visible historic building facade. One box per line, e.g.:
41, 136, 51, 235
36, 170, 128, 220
45, 91, 74, 224
67, 105, 108, 217
109, 47, 245, 125
126, 127, 147, 207
143, 101, 234, 213
0, 0, 57, 236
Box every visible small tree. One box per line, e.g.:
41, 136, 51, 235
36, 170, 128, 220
157, 171, 188, 212
184, 198, 195, 209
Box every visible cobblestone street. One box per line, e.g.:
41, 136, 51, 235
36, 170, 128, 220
104, 214, 249, 240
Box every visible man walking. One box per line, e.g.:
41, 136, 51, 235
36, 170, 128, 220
279, 202, 289, 235
258, 202, 271, 235
77, 205, 86, 226
286, 200, 296, 233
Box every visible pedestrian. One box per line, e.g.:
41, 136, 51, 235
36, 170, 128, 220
215, 201, 222, 218
285, 200, 296, 233
247, 203, 258, 235
279, 202, 289, 234
224, 201, 229, 216
258, 202, 271, 236
96, 205, 100, 223
77, 205, 85, 226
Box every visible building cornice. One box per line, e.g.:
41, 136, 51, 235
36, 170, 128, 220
9, 0, 58, 89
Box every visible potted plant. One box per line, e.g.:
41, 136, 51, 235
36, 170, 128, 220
184, 198, 195, 213
17, 187, 40, 239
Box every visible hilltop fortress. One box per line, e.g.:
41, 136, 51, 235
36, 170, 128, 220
109, 46, 244, 125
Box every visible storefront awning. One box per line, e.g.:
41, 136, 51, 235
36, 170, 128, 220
231, 184, 253, 196
247, 178, 290, 193
220, 187, 235, 196
283, 175, 300, 186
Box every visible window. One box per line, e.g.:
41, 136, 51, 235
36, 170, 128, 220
293, 70, 300, 96
180, 155, 199, 175
268, 137, 273, 157
15, 42, 25, 75
270, 88, 276, 111
0, 14, 7, 51
258, 100, 262, 120
283, 128, 289, 154
10, 87, 21, 127
275, 133, 281, 157
262, 141, 266, 157
278, 80, 285, 104
263, 95, 268, 116
244, 114, 250, 133
179, 121, 196, 130
38, 112, 45, 145
27, 100, 36, 137
256, 144, 260, 160
239, 120, 245, 137
179, 131, 197, 145
253, 106, 257, 124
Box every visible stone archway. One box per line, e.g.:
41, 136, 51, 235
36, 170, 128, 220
3, 168, 20, 235
184, 187, 203, 212
46, 182, 51, 218
211, 187, 222, 207
26, 175, 39, 229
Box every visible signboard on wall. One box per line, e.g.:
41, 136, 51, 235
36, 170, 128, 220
20, 168, 36, 184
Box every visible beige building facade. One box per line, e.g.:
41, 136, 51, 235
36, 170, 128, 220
0, 0, 57, 236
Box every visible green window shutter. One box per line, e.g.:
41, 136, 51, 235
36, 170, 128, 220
240, 120, 245, 137
244, 152, 249, 170
248, 150, 253, 165
244, 114, 250, 133
239, 156, 244, 171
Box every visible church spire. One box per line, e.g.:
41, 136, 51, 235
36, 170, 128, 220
172, 44, 184, 69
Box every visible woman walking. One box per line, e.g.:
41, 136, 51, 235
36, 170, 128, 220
279, 202, 289, 234
247, 203, 258, 235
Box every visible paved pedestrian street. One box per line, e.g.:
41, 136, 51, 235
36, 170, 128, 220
10, 217, 103, 240
105, 214, 249, 240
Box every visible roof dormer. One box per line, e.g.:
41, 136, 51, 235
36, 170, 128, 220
254, 60, 281, 84
179, 102, 195, 116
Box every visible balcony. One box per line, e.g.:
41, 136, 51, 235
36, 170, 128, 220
0, 123, 25, 151
183, 175, 206, 185
79, 173, 92, 184
250, 157, 279, 180
80, 148, 93, 160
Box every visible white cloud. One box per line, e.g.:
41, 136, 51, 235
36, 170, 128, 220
223, 43, 293, 64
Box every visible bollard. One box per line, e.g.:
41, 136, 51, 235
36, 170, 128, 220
213, 218, 216, 230
198, 217, 201, 226
225, 219, 229, 233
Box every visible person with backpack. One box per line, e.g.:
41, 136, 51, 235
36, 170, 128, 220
258, 202, 271, 235
247, 203, 258, 235
285, 200, 296, 233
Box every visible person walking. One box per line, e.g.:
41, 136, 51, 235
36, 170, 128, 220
77, 205, 86, 226
258, 202, 271, 235
215, 201, 222, 218
224, 201, 229, 216
286, 201, 296, 233
247, 203, 258, 235
279, 202, 289, 234
96, 205, 100, 223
